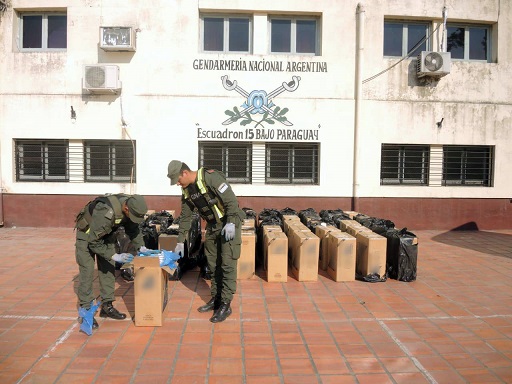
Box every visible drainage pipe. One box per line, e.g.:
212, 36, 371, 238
352, 3, 365, 211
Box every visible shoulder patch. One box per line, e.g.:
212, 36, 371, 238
218, 183, 228, 193
104, 209, 114, 220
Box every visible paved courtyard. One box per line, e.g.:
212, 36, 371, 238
0, 227, 511, 384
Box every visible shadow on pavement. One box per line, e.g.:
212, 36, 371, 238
432, 222, 512, 259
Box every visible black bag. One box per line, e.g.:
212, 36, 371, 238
384, 228, 418, 282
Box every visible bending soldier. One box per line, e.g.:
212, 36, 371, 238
74, 193, 148, 330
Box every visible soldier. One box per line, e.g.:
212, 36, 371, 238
167, 160, 245, 323
74, 194, 148, 329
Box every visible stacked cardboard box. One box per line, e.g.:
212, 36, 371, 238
261, 225, 288, 282
326, 231, 356, 282
355, 231, 387, 278
314, 225, 340, 271
237, 225, 256, 279
288, 224, 320, 281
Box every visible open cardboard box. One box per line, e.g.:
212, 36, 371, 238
133, 256, 176, 326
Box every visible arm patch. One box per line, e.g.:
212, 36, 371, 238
218, 183, 228, 193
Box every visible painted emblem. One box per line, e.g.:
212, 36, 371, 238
221, 75, 301, 127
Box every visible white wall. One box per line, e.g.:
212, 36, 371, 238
1, 0, 510, 200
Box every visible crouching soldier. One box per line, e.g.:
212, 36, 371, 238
74, 194, 148, 330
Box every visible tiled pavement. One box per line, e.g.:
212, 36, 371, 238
0, 228, 512, 384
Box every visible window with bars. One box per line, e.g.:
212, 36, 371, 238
266, 143, 319, 184
442, 145, 493, 186
383, 21, 430, 57
15, 139, 69, 181
270, 16, 319, 55
19, 12, 67, 51
380, 144, 430, 185
201, 15, 251, 53
84, 140, 135, 182
198, 142, 252, 183
447, 24, 490, 62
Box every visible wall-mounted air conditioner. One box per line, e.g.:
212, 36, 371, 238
417, 51, 451, 78
83, 65, 122, 94
100, 26, 136, 52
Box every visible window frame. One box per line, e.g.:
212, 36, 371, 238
269, 15, 320, 56
265, 143, 319, 185
84, 140, 136, 183
383, 20, 431, 58
200, 14, 252, 53
380, 144, 430, 186
446, 23, 491, 62
198, 142, 252, 184
18, 11, 67, 52
442, 145, 494, 187
15, 139, 69, 182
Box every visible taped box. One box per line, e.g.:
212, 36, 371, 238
158, 233, 178, 252
291, 231, 320, 282
355, 232, 387, 278
133, 257, 175, 326
237, 230, 256, 279
327, 232, 356, 282
265, 231, 288, 282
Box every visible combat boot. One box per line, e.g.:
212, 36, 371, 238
210, 300, 232, 323
197, 298, 217, 313
100, 302, 127, 320
92, 318, 99, 329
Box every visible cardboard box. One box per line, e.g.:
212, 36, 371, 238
158, 233, 178, 252
134, 257, 174, 326
291, 231, 320, 281
343, 211, 360, 219
282, 215, 301, 233
285, 221, 309, 235
315, 225, 340, 271
242, 218, 256, 230
355, 232, 387, 278
237, 230, 256, 279
265, 231, 288, 282
327, 232, 356, 282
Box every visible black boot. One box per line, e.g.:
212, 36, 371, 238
197, 298, 217, 313
120, 267, 134, 282
100, 302, 127, 320
210, 301, 232, 323
92, 318, 99, 329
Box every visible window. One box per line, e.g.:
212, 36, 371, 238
84, 140, 135, 182
201, 15, 251, 53
266, 143, 319, 184
198, 142, 252, 183
380, 144, 430, 185
270, 17, 319, 55
442, 146, 493, 186
383, 21, 429, 57
19, 12, 67, 50
15, 139, 68, 181
447, 24, 490, 61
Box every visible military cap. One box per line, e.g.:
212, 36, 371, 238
126, 194, 148, 224
167, 160, 183, 185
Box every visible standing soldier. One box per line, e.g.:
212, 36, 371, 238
74, 194, 148, 329
167, 160, 245, 323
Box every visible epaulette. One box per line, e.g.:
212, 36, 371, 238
206, 169, 215, 173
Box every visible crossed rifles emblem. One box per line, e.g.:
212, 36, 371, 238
221, 75, 301, 126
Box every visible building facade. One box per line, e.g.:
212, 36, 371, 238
0, 0, 510, 229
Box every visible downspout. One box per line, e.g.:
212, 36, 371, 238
352, 3, 365, 211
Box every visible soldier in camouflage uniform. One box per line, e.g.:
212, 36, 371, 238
74, 194, 148, 329
167, 160, 245, 323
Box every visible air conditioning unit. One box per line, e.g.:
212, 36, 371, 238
100, 26, 136, 52
83, 65, 122, 94
417, 51, 451, 78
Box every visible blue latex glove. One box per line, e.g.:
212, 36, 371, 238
174, 242, 185, 256
159, 250, 182, 267
112, 253, 134, 263
221, 223, 236, 241
78, 300, 100, 336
